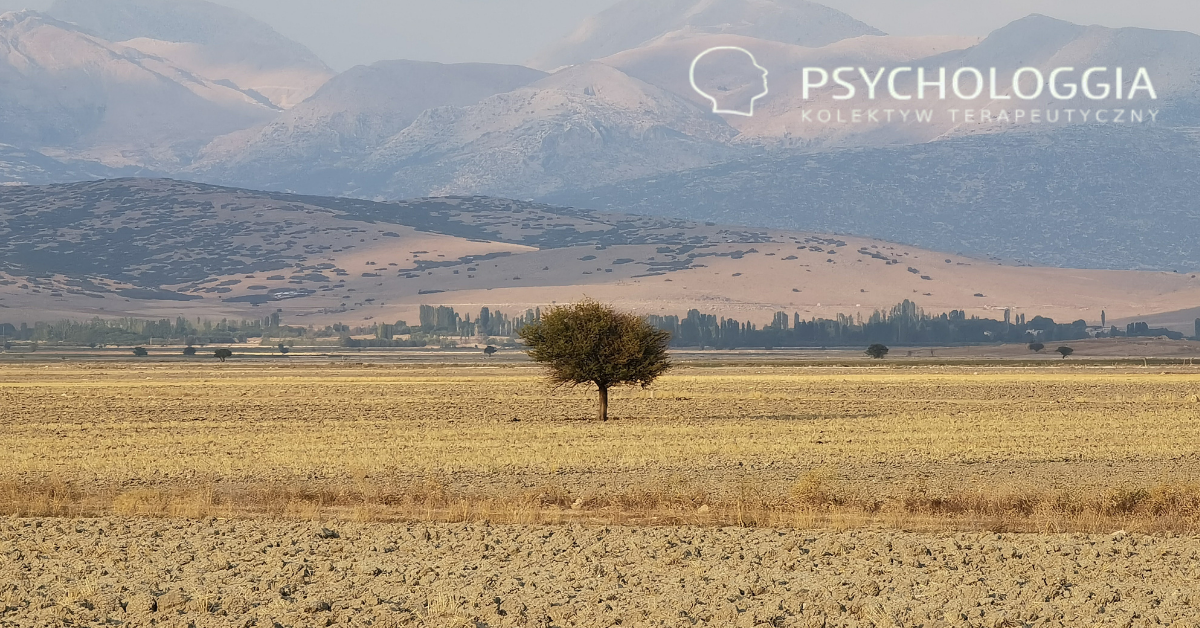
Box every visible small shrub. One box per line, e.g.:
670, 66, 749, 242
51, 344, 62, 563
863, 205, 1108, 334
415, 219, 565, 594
1050, 490, 1084, 515
790, 470, 845, 508
1145, 484, 1200, 516
523, 484, 573, 508
406, 477, 450, 507
1103, 487, 1150, 515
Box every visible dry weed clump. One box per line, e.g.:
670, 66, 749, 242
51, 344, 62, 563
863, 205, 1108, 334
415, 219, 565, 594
7, 476, 1200, 533
0, 481, 94, 518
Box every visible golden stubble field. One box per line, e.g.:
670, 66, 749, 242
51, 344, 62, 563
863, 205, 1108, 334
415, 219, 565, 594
4, 360, 1200, 532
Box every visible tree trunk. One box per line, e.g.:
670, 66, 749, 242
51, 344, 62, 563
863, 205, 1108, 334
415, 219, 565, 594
597, 385, 609, 421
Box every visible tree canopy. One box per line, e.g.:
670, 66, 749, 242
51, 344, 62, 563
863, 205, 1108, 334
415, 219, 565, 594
866, 344, 890, 359
519, 300, 672, 421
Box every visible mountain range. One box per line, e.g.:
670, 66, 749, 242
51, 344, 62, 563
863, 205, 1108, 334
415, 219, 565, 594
545, 125, 1200, 271
46, 0, 333, 108
1, 0, 1198, 276
526, 0, 885, 71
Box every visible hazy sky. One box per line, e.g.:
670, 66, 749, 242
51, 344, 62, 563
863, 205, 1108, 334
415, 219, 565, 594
2, 0, 1198, 70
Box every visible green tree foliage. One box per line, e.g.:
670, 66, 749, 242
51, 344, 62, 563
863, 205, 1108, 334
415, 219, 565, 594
519, 300, 672, 421
214, 348, 233, 362
646, 300, 1091, 349
0, 316, 265, 346
865, 344, 889, 359
1057, 346, 1075, 359
416, 304, 540, 337
132, 347, 148, 357
1125, 322, 1186, 340
374, 321, 413, 340
1028, 342, 1045, 353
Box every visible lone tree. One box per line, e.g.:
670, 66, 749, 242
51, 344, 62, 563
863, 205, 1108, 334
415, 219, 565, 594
132, 347, 149, 357
1028, 342, 1045, 353
483, 345, 498, 357
865, 344, 890, 359
1057, 346, 1074, 359
214, 348, 233, 362
519, 300, 672, 421
183, 346, 197, 356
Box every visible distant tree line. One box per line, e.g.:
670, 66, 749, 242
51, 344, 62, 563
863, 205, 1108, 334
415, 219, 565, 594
1120, 322, 1185, 341
642, 300, 1099, 349
2, 300, 1192, 350
367, 300, 1187, 349
411, 305, 542, 338
0, 316, 269, 346
348, 306, 544, 348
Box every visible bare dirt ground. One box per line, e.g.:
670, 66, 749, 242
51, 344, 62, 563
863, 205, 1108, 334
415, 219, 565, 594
3, 517, 1199, 627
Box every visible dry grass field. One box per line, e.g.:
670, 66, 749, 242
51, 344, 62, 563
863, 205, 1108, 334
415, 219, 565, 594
4, 360, 1200, 532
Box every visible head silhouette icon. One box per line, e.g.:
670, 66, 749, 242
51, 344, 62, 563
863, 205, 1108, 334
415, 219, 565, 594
690, 46, 769, 117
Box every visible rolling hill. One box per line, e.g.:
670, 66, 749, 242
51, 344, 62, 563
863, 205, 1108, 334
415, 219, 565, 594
3, 179, 1200, 332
